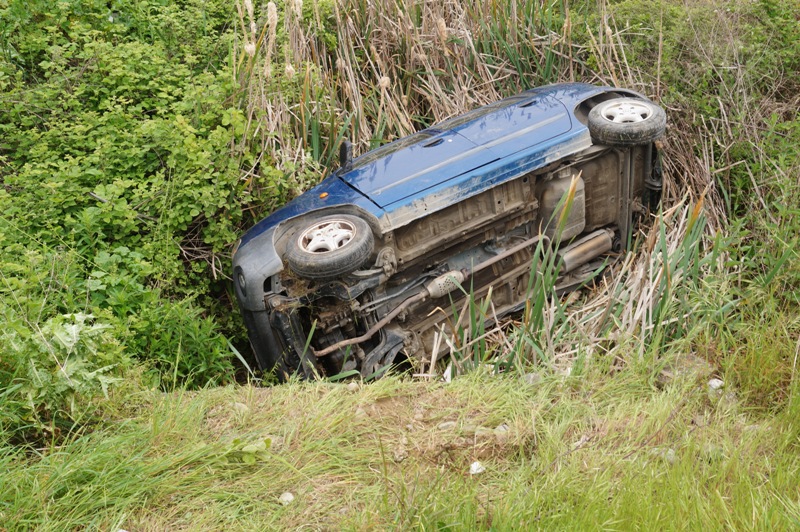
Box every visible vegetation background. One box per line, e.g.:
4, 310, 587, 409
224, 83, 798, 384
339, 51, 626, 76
0, 0, 798, 528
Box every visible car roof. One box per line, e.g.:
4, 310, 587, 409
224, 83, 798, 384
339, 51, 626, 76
336, 84, 612, 208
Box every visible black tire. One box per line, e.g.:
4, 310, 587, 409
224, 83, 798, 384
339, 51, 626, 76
588, 98, 666, 146
285, 214, 374, 280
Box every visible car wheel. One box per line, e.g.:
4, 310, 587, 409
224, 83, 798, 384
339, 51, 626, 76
285, 215, 374, 280
588, 98, 666, 146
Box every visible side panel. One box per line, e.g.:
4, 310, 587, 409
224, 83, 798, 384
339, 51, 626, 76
453, 96, 571, 159
340, 130, 495, 208
380, 129, 592, 231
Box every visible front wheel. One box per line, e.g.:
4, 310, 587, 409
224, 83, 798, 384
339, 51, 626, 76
588, 98, 666, 146
284, 214, 374, 280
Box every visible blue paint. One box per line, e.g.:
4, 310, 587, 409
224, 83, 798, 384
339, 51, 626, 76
339, 129, 493, 208
237, 83, 633, 250
238, 172, 380, 248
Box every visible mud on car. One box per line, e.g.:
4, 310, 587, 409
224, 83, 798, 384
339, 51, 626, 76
233, 83, 666, 380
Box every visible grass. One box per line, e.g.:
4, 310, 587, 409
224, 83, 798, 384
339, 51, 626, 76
2, 0, 799, 528
2, 360, 799, 529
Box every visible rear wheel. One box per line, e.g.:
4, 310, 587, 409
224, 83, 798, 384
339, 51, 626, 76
588, 98, 666, 146
285, 215, 374, 280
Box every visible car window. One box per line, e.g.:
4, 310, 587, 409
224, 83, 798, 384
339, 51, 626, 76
434, 96, 528, 131
349, 131, 434, 170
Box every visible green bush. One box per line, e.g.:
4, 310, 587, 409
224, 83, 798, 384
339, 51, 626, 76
0, 0, 250, 396
0, 309, 127, 441
125, 297, 233, 390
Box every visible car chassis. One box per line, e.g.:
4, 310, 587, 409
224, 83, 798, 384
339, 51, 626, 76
233, 83, 666, 380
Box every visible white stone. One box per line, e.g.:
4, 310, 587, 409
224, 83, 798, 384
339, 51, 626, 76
279, 492, 295, 505
469, 461, 486, 475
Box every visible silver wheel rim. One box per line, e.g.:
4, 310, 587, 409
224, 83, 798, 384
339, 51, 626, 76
298, 219, 356, 254
600, 101, 653, 123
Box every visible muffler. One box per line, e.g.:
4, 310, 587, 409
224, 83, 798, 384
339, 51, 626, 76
557, 229, 614, 273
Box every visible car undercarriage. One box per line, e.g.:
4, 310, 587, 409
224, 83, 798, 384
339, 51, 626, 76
263, 143, 661, 379
233, 84, 666, 381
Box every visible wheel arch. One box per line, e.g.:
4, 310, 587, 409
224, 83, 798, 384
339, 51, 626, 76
572, 88, 651, 126
272, 205, 384, 259
233, 204, 384, 312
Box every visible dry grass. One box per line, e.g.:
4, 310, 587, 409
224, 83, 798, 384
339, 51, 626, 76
5, 367, 799, 529
2, 1, 799, 529
230, 0, 744, 378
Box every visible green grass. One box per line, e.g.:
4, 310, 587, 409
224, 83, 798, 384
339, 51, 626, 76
2, 0, 800, 528
2, 359, 798, 529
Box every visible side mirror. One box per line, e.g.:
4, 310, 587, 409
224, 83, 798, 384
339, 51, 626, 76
339, 140, 353, 172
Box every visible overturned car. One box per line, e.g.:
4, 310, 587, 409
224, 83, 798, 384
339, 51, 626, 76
233, 83, 666, 380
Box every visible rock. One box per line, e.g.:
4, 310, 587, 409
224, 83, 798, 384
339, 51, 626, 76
346, 382, 360, 392
355, 407, 367, 419
494, 423, 510, 444
474, 426, 495, 438
469, 461, 486, 475
437, 421, 457, 431
232, 402, 249, 415
521, 372, 542, 386
708, 378, 725, 401
393, 435, 409, 462
279, 492, 295, 506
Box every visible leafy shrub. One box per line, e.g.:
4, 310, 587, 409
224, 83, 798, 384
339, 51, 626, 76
0, 310, 127, 441
0, 0, 251, 392
125, 298, 233, 390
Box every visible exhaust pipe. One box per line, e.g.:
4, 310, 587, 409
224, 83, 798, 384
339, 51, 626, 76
557, 229, 614, 273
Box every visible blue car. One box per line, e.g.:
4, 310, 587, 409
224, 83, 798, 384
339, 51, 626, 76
233, 83, 666, 380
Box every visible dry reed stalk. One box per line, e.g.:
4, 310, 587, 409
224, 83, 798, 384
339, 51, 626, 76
229, 0, 752, 375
